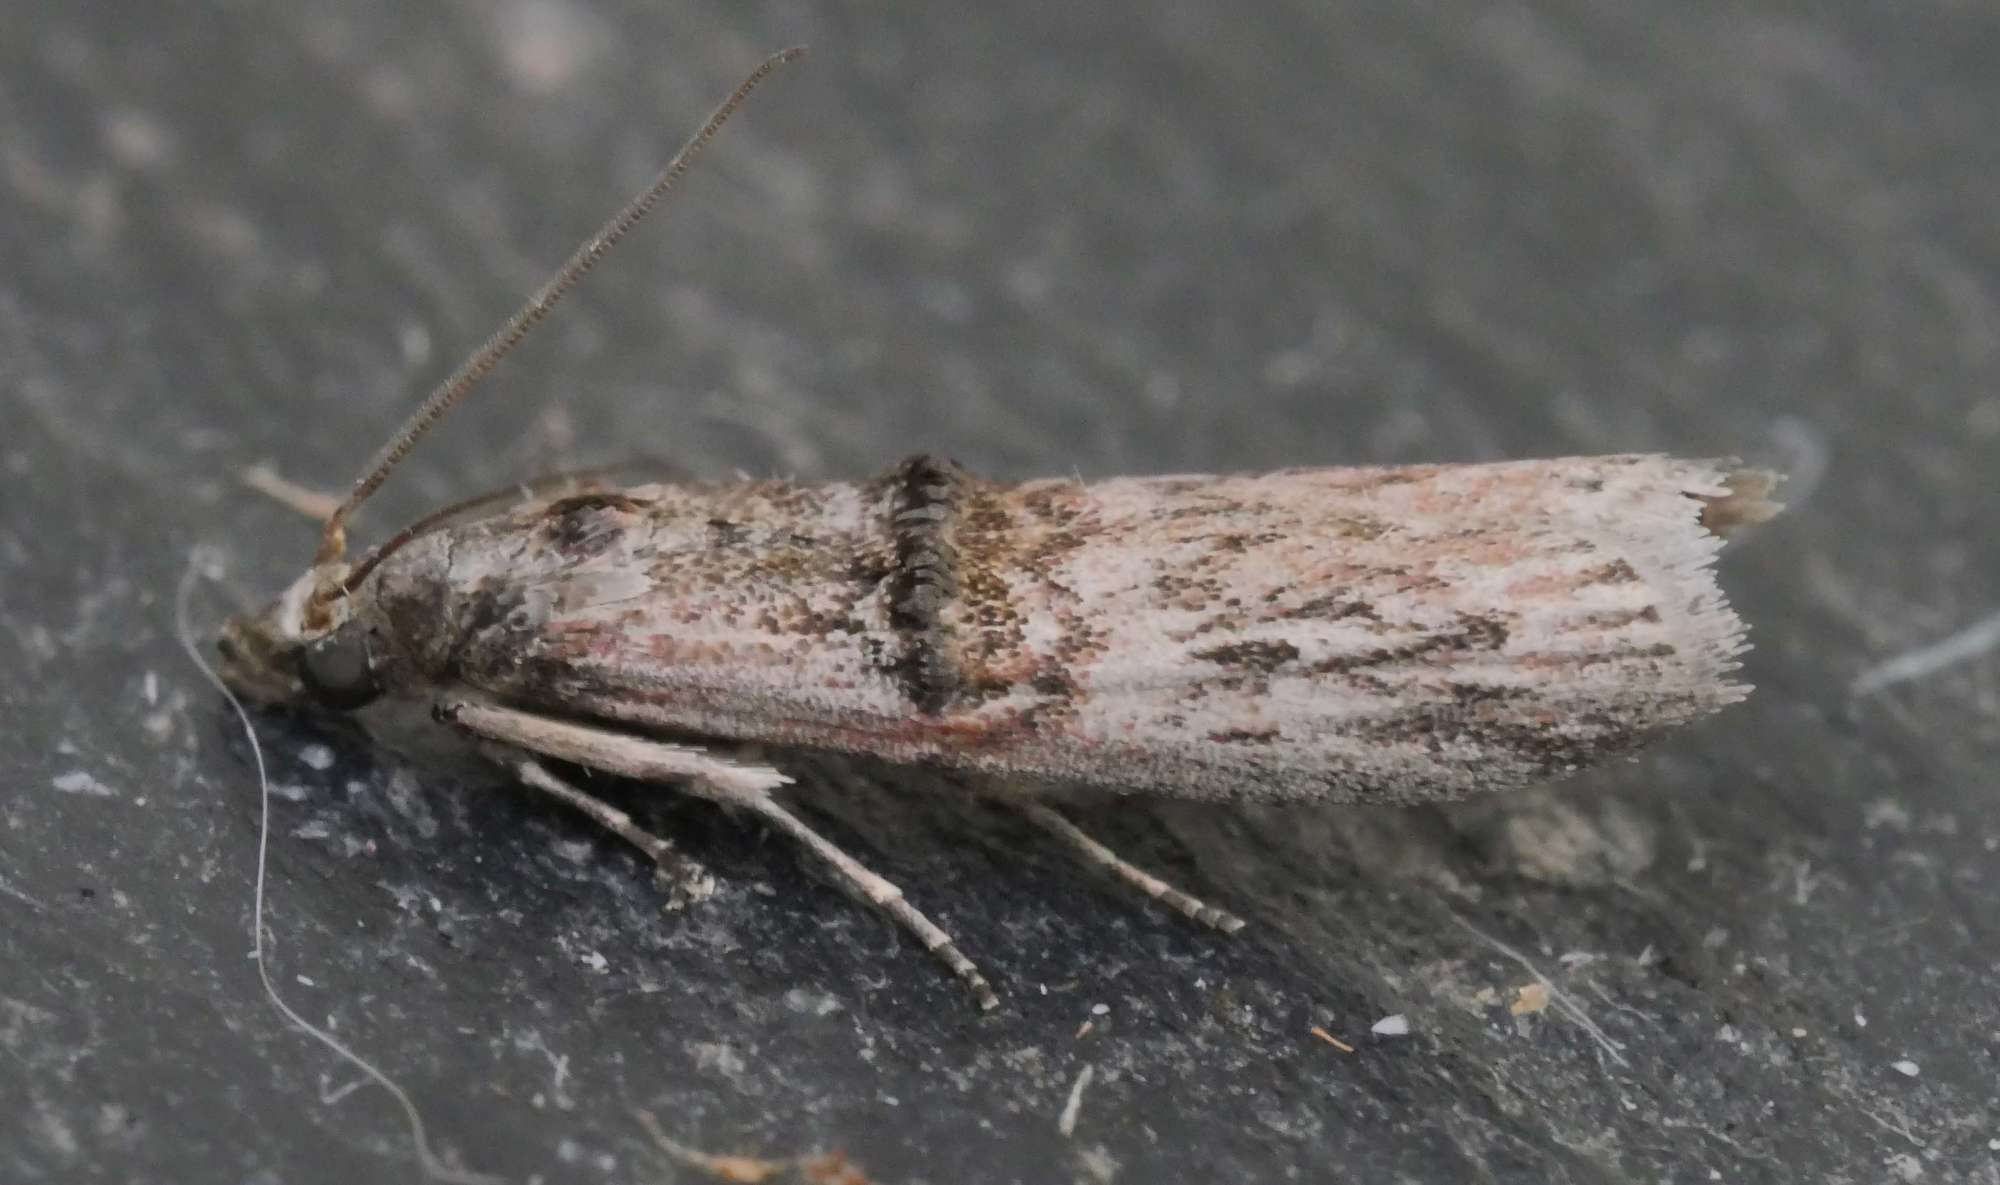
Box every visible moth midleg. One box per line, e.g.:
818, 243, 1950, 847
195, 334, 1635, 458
1011, 802, 1247, 935
441, 699, 999, 1010
515, 759, 713, 905
742, 794, 999, 1012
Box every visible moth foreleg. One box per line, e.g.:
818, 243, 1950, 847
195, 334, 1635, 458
515, 759, 715, 908
1011, 802, 1247, 934
439, 699, 999, 1010
440, 699, 790, 802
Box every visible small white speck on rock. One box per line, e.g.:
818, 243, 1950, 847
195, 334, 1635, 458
401, 323, 431, 366
552, 838, 596, 864
783, 988, 841, 1016
103, 108, 174, 169
1371, 1014, 1410, 1037
1090, 1003, 1110, 1016
1891, 1059, 1920, 1078
299, 743, 335, 771
52, 770, 117, 797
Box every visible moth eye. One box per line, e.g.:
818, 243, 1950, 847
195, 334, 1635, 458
298, 626, 382, 711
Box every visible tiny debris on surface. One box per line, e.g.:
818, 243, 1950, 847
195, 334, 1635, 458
1454, 915, 1629, 1066
1309, 1025, 1355, 1052
1372, 1014, 1410, 1037
51, 770, 117, 797
782, 988, 842, 1017
1891, 1059, 1920, 1078
299, 743, 336, 771
1074, 1144, 1121, 1184
1509, 983, 1551, 1016
1058, 1065, 1095, 1137
635, 1109, 873, 1184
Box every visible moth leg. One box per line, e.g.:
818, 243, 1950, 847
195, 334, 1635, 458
731, 793, 998, 1011
441, 699, 790, 799
515, 759, 714, 907
441, 699, 999, 1010
1011, 802, 1246, 934
239, 462, 341, 522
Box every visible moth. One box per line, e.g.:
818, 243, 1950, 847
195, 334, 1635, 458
217, 49, 1779, 1010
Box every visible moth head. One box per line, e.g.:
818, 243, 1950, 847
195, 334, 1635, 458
217, 570, 384, 712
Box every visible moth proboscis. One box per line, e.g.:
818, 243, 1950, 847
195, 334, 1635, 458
218, 48, 1781, 1011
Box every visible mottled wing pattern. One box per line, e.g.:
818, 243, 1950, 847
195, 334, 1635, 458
412, 456, 1759, 804
425, 479, 917, 744
946, 457, 1754, 802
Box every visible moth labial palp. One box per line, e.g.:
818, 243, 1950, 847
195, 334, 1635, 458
215, 46, 1783, 1012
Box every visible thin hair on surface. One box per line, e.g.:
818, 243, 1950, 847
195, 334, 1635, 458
1850, 606, 2000, 696
1449, 913, 1628, 1069
311, 46, 808, 578
176, 548, 502, 1185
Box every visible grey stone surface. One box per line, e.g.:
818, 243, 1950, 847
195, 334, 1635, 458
5, 2, 1997, 1182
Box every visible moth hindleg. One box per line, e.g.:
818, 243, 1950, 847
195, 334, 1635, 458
441, 699, 998, 1010
516, 759, 714, 907
1011, 802, 1246, 934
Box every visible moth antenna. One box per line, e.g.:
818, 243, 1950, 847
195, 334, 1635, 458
308, 46, 808, 583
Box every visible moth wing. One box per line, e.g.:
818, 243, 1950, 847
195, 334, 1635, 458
945, 457, 1759, 802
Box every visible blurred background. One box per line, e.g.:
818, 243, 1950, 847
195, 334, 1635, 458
4, 2, 1997, 1182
